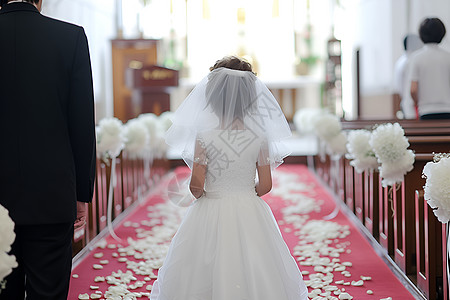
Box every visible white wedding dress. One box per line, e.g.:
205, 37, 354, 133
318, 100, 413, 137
150, 130, 308, 300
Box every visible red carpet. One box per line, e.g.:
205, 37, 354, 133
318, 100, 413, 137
68, 164, 416, 300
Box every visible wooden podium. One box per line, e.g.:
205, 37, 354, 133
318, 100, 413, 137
126, 65, 179, 116
111, 39, 159, 121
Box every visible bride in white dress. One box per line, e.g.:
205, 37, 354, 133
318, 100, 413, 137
150, 56, 308, 300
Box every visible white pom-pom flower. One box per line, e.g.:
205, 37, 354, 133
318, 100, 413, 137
313, 113, 342, 142
369, 123, 415, 187
0, 205, 17, 281
423, 155, 450, 223
123, 119, 149, 158
96, 117, 124, 158
379, 150, 415, 187
138, 113, 158, 150
370, 123, 410, 163
293, 108, 326, 135
346, 130, 378, 173
158, 111, 174, 133
327, 131, 348, 157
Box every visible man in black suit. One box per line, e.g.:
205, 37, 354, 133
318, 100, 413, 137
0, 0, 96, 298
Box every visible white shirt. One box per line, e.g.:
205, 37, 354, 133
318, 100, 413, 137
410, 43, 450, 116
393, 53, 416, 119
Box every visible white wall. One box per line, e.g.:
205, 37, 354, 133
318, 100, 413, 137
40, 0, 450, 121
340, 0, 450, 119
339, 0, 394, 119
42, 0, 116, 121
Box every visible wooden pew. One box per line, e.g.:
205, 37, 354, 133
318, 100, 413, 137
107, 154, 124, 219
343, 158, 355, 212
340, 121, 450, 272
341, 119, 450, 135
72, 153, 166, 257
313, 139, 331, 186
364, 170, 379, 240
415, 190, 444, 300
378, 179, 395, 256
334, 157, 346, 203
96, 158, 108, 233
354, 170, 364, 224
314, 118, 450, 299
443, 224, 449, 300
408, 136, 450, 154
121, 152, 134, 209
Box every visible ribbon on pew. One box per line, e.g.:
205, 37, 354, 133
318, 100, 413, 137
387, 184, 401, 218
107, 156, 122, 242
324, 155, 340, 220
139, 153, 153, 205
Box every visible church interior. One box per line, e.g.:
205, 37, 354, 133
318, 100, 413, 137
3, 0, 450, 299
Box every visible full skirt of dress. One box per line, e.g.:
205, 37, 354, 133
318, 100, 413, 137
150, 192, 308, 300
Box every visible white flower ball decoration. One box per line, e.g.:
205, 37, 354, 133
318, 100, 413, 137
369, 123, 415, 187
123, 119, 149, 158
379, 149, 415, 187
0, 205, 17, 282
293, 108, 326, 135
158, 111, 174, 133
346, 130, 378, 173
423, 155, 450, 223
313, 113, 342, 142
369, 123, 409, 163
96, 117, 124, 159
138, 113, 158, 150
327, 131, 348, 157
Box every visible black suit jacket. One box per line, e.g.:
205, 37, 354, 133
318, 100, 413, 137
0, 3, 96, 225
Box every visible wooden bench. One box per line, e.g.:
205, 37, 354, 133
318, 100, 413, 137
72, 152, 169, 257
378, 179, 396, 256
356, 142, 448, 275
314, 119, 450, 295
341, 119, 450, 134
390, 154, 434, 276
415, 189, 445, 300
364, 170, 379, 240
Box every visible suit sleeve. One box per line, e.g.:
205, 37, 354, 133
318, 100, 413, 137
68, 27, 96, 203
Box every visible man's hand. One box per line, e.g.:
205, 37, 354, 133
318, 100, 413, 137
74, 202, 87, 231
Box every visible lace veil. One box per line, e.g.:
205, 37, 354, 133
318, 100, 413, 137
165, 67, 292, 169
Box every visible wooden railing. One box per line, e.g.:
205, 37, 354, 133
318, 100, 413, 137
72, 152, 170, 256
314, 119, 450, 300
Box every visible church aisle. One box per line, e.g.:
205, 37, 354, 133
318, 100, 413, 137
69, 164, 417, 300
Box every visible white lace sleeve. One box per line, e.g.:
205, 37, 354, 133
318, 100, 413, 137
193, 136, 207, 165
257, 139, 270, 167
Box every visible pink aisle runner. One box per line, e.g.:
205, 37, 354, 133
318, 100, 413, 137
68, 164, 416, 300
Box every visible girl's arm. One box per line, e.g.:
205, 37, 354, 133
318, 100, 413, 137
189, 138, 207, 198
190, 162, 206, 198
256, 164, 272, 197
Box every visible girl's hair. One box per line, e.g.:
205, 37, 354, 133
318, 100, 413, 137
205, 56, 257, 124
210, 56, 256, 75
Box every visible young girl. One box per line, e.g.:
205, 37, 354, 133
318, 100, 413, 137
151, 56, 308, 300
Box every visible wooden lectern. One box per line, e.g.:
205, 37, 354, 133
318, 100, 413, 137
111, 39, 159, 121
126, 65, 179, 117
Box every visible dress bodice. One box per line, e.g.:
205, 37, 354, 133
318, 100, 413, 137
196, 130, 266, 195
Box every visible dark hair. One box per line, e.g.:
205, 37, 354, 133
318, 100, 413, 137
403, 35, 409, 51
210, 56, 256, 75
206, 56, 257, 123
1, 0, 39, 5
419, 18, 446, 44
